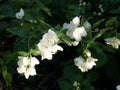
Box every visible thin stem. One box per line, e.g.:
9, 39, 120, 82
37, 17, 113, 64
27, 36, 31, 56
83, 27, 112, 51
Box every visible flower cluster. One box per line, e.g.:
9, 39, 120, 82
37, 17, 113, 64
17, 56, 40, 79
63, 16, 87, 46
73, 81, 81, 90
74, 50, 98, 72
15, 8, 24, 19
15, 8, 119, 81
93, 4, 104, 16
16, 29, 63, 79
37, 29, 63, 60
15, 15, 95, 78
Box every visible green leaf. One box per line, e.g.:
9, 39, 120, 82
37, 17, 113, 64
38, 19, 52, 29
62, 65, 83, 81
14, 37, 30, 51
2, 66, 12, 86
82, 79, 91, 88
105, 17, 119, 27
0, 15, 4, 20
0, 59, 4, 65
93, 19, 105, 28
3, 52, 18, 64
83, 86, 95, 90
108, 7, 120, 14
86, 72, 98, 83
30, 49, 40, 56
0, 21, 7, 31
2, 66, 7, 77
23, 87, 31, 90
58, 79, 72, 90
58, 30, 74, 45
0, 5, 14, 17
105, 54, 120, 80
6, 72, 12, 86
7, 27, 29, 37
91, 43, 107, 67
36, 1, 52, 16
18, 51, 29, 56
63, 66, 76, 79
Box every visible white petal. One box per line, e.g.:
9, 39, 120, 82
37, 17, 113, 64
24, 67, 37, 79
17, 66, 26, 74
63, 23, 70, 29
116, 85, 120, 90
24, 71, 30, 79
66, 29, 74, 38
72, 41, 79, 46
18, 56, 29, 66
79, 27, 87, 37
83, 21, 91, 30
51, 44, 63, 54
37, 39, 51, 52
73, 27, 87, 41
15, 8, 24, 19
46, 29, 59, 43
74, 56, 88, 72
85, 50, 91, 57
72, 16, 80, 26
73, 28, 82, 41
41, 51, 53, 60
30, 57, 40, 67
20, 8, 24, 15
86, 57, 98, 70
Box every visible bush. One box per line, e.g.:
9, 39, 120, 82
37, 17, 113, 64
0, 0, 120, 90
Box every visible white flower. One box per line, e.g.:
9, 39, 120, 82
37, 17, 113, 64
98, 12, 102, 16
17, 56, 40, 79
86, 57, 98, 70
74, 51, 97, 72
15, 8, 24, 19
37, 39, 53, 60
73, 81, 81, 90
37, 29, 63, 60
73, 27, 87, 41
63, 16, 80, 38
104, 37, 120, 49
74, 56, 88, 72
43, 29, 59, 44
83, 2, 86, 6
116, 85, 120, 90
63, 16, 87, 43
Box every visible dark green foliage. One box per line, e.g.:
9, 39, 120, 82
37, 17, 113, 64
0, 0, 120, 90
